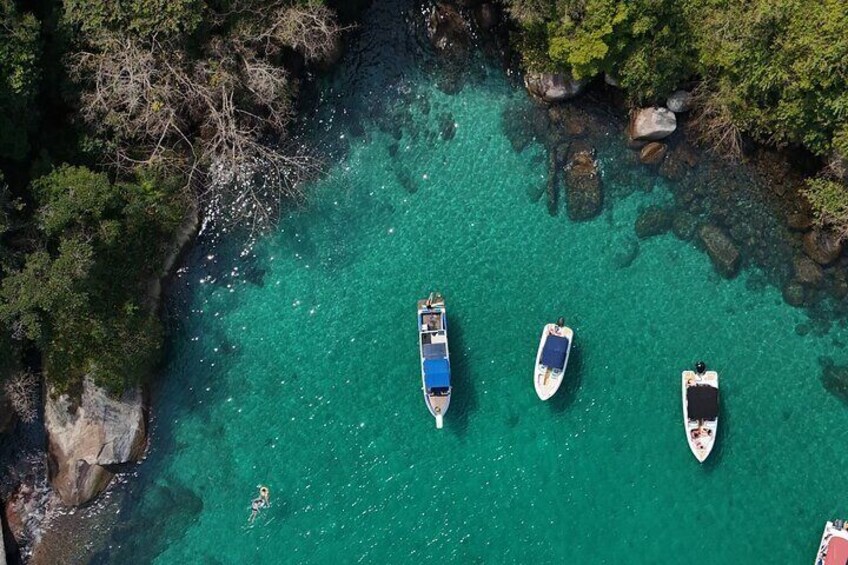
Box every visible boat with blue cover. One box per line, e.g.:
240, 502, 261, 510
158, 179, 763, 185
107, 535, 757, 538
534, 317, 573, 400
418, 293, 451, 429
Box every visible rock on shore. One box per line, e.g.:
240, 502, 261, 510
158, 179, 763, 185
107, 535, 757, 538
525, 72, 587, 103
45, 378, 147, 506
698, 224, 741, 278
803, 229, 843, 266
666, 90, 693, 113
628, 107, 677, 141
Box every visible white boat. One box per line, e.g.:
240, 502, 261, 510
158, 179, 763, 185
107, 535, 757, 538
534, 317, 573, 401
418, 293, 451, 429
815, 520, 848, 565
682, 362, 719, 462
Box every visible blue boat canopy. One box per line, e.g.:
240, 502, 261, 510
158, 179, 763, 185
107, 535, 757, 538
541, 334, 569, 369
424, 358, 451, 389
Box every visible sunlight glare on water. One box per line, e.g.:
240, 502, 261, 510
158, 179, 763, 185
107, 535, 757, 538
92, 2, 848, 563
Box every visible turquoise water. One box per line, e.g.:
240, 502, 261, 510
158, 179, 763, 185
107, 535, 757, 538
91, 3, 848, 563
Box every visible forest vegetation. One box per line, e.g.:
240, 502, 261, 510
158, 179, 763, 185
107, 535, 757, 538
504, 0, 848, 232
0, 0, 343, 397
2, 0, 848, 402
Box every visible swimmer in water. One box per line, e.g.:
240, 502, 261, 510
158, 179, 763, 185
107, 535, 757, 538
248, 486, 271, 523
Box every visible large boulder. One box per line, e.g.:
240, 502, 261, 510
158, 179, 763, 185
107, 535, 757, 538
564, 142, 603, 220
666, 90, 693, 113
628, 107, 677, 141
427, 3, 470, 55
698, 224, 741, 278
524, 72, 587, 103
45, 378, 147, 506
803, 229, 843, 266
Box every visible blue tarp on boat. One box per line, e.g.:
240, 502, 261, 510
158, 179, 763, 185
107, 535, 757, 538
424, 358, 451, 389
541, 334, 569, 369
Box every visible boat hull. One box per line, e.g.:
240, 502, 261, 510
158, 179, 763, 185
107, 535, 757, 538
534, 323, 573, 401
682, 370, 719, 462
815, 520, 848, 565
418, 295, 451, 428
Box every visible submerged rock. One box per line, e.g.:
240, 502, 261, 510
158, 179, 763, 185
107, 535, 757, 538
803, 229, 843, 266
672, 211, 698, 240
659, 142, 699, 181
427, 3, 470, 55
564, 142, 602, 220
501, 100, 548, 153
635, 206, 672, 239
524, 72, 587, 103
45, 378, 147, 506
612, 236, 640, 269
628, 107, 677, 141
821, 360, 848, 404
639, 142, 667, 165
698, 224, 741, 278
793, 256, 824, 287
666, 90, 693, 113
782, 281, 806, 307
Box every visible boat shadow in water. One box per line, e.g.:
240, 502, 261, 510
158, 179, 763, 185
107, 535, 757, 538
548, 345, 584, 414
444, 318, 477, 437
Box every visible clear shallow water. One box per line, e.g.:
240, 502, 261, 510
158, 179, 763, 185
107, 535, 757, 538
90, 2, 848, 563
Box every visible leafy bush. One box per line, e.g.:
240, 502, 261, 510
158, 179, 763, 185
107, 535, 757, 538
504, 0, 848, 157
0, 165, 188, 392
803, 178, 848, 240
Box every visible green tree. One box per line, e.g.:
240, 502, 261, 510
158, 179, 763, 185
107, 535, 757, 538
0, 0, 41, 161
0, 165, 187, 392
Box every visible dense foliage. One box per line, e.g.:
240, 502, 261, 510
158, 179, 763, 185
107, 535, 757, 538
0, 0, 41, 161
0, 0, 342, 394
506, 0, 848, 234
506, 0, 848, 159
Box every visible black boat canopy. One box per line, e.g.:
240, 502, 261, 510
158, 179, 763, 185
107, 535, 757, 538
687, 385, 719, 420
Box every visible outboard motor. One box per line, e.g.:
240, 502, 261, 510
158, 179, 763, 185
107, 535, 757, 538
556, 316, 565, 327
695, 361, 707, 375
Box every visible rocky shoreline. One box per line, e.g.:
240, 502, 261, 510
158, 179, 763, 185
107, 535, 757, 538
1, 206, 199, 563
3, 0, 848, 562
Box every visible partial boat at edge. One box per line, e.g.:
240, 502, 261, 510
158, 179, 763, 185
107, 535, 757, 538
418, 293, 451, 429
534, 317, 573, 401
816, 520, 848, 565
682, 362, 719, 463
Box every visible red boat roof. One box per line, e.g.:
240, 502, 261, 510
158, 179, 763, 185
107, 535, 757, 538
826, 536, 848, 565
